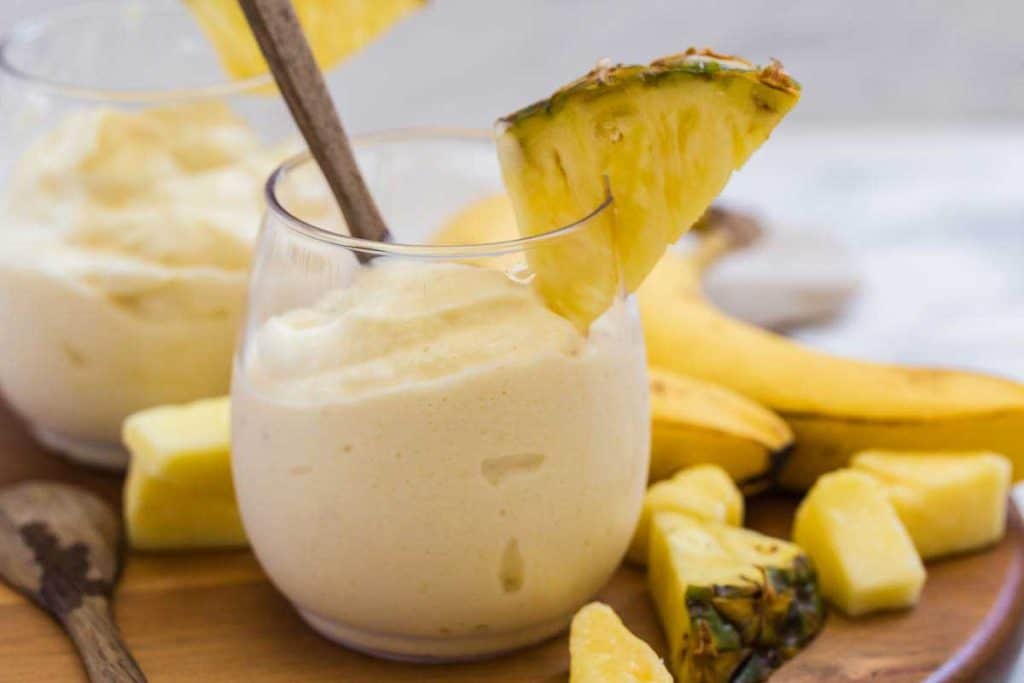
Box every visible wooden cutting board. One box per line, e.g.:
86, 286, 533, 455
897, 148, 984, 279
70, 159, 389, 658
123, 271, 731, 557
1, 401, 1022, 682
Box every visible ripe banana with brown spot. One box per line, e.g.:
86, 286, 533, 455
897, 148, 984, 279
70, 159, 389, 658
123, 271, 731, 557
640, 216, 1024, 490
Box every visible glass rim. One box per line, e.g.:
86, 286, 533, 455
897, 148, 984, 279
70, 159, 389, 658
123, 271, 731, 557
265, 127, 614, 258
0, 0, 273, 103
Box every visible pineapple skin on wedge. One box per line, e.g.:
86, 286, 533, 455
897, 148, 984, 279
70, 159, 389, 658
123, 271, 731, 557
648, 512, 824, 683
852, 450, 1011, 560
123, 397, 246, 551
794, 470, 925, 617
570, 603, 672, 683
627, 464, 743, 565
496, 48, 800, 329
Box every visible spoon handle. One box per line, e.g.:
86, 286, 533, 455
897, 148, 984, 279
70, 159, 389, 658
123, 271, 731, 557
63, 596, 146, 682
238, 0, 391, 245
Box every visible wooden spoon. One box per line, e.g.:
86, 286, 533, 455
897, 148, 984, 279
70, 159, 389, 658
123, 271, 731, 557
0, 481, 144, 682
238, 0, 391, 246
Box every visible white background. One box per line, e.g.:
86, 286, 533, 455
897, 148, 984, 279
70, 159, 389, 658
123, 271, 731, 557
2, 0, 1023, 129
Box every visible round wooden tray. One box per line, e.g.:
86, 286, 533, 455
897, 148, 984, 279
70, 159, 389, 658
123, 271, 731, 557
1, 401, 1022, 682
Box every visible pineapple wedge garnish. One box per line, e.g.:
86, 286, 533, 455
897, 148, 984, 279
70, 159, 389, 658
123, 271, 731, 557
185, 0, 425, 79
123, 397, 246, 551
496, 49, 800, 328
852, 450, 1012, 560
648, 512, 824, 682
627, 464, 743, 565
570, 603, 672, 683
794, 470, 925, 616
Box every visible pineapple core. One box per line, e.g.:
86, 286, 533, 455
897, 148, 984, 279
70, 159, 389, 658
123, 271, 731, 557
627, 464, 743, 565
569, 603, 671, 683
123, 397, 247, 551
794, 470, 925, 616
852, 450, 1011, 560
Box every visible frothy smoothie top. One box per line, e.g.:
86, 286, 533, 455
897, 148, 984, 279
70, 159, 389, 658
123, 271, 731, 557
0, 103, 333, 320
245, 260, 589, 401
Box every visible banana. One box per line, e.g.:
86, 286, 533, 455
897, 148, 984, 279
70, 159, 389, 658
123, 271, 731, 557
432, 194, 794, 491
648, 367, 792, 493
640, 215, 1024, 490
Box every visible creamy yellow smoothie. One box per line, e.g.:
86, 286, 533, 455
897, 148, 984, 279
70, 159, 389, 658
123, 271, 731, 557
0, 103, 312, 466
232, 259, 649, 659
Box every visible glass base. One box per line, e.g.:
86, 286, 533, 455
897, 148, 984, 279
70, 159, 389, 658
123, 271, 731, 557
297, 608, 572, 663
32, 426, 129, 471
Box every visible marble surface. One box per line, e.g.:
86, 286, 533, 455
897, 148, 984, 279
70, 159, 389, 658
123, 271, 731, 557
718, 125, 1024, 383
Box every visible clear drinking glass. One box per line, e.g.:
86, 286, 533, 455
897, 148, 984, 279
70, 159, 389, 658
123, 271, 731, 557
232, 131, 651, 661
0, 1, 294, 468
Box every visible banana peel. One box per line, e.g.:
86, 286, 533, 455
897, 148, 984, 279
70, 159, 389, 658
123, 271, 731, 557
641, 215, 1024, 490
649, 368, 792, 493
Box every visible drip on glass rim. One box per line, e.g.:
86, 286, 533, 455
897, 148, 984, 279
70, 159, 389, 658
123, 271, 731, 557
266, 128, 615, 259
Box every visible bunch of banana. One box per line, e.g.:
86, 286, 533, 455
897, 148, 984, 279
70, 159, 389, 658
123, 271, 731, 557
640, 213, 1024, 490
648, 367, 791, 493
432, 195, 795, 493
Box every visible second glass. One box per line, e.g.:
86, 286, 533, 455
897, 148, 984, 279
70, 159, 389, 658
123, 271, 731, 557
232, 132, 651, 661
0, 0, 295, 468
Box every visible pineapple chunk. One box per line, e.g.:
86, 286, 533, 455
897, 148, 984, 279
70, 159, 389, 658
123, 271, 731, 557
496, 49, 800, 328
852, 450, 1011, 560
185, 0, 425, 80
648, 512, 823, 682
569, 603, 672, 683
794, 470, 925, 616
123, 397, 246, 551
627, 464, 743, 565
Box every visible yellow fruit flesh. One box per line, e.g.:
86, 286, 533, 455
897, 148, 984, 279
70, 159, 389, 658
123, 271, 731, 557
185, 0, 424, 79
647, 513, 739, 677
627, 464, 743, 565
710, 523, 803, 568
852, 450, 1011, 560
497, 51, 799, 329
123, 397, 246, 551
794, 470, 925, 616
640, 247, 1024, 489
570, 603, 672, 683
648, 512, 820, 681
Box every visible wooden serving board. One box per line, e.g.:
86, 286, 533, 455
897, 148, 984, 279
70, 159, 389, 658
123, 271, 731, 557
1, 401, 1023, 682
